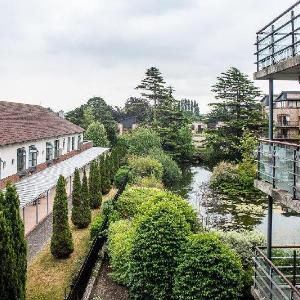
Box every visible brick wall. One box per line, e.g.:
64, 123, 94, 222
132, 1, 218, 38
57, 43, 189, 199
0, 141, 93, 189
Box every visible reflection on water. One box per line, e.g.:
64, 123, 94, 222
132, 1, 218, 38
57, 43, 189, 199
171, 165, 300, 245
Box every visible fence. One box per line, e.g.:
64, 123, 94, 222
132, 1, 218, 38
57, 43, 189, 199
65, 175, 128, 300
253, 246, 300, 300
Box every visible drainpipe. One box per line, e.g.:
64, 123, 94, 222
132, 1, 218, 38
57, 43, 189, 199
267, 78, 274, 260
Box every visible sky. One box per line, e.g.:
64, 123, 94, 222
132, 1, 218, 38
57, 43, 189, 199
0, 0, 300, 113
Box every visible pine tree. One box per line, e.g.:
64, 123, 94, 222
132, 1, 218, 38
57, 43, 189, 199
51, 176, 74, 258
71, 168, 85, 228
81, 168, 91, 227
101, 156, 111, 194
206, 67, 263, 162
4, 183, 27, 299
89, 161, 102, 209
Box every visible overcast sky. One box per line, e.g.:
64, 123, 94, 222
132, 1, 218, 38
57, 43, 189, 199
1, 0, 300, 113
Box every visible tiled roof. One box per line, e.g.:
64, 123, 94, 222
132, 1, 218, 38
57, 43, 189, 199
0, 101, 84, 146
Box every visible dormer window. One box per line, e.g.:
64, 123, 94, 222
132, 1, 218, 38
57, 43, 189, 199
17, 147, 26, 172
29, 145, 38, 168
46, 142, 53, 162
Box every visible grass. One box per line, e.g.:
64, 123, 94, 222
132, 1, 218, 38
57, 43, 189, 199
26, 189, 116, 300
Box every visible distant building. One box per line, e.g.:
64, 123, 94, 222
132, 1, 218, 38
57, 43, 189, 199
118, 116, 139, 135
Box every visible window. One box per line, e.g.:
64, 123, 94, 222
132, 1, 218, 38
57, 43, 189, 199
71, 137, 75, 150
29, 145, 38, 168
77, 135, 81, 149
46, 142, 53, 161
67, 137, 71, 152
54, 140, 60, 159
63, 139, 65, 149
17, 147, 26, 172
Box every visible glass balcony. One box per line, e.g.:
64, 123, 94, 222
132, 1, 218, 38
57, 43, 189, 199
255, 2, 300, 72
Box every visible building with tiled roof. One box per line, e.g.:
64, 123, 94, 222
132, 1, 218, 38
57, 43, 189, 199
0, 101, 88, 183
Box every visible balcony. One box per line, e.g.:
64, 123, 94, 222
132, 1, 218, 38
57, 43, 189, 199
276, 121, 299, 128
253, 246, 300, 300
274, 133, 300, 140
254, 1, 300, 80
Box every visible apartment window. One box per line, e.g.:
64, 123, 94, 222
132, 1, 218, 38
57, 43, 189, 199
29, 145, 38, 168
54, 140, 60, 159
67, 137, 71, 152
46, 142, 53, 161
17, 147, 26, 172
77, 135, 82, 149
71, 137, 75, 150
63, 139, 65, 150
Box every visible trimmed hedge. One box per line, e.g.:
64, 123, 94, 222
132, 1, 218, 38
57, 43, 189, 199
129, 202, 191, 300
90, 213, 105, 240
173, 233, 243, 300
107, 219, 134, 285
114, 167, 134, 189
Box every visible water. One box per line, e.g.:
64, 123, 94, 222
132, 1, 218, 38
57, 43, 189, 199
171, 165, 300, 245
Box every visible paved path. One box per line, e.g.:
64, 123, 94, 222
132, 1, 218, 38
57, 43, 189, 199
26, 197, 72, 264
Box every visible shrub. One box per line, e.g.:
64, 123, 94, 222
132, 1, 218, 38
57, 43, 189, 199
51, 176, 74, 258
3, 183, 27, 299
107, 220, 134, 285
90, 213, 105, 240
138, 190, 201, 233
134, 176, 164, 189
81, 168, 92, 227
129, 202, 191, 300
149, 148, 182, 187
128, 156, 163, 181
89, 160, 102, 208
114, 166, 134, 189
115, 187, 159, 219
120, 127, 161, 156
173, 233, 243, 300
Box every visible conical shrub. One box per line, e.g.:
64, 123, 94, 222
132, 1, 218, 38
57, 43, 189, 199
81, 168, 91, 227
89, 161, 102, 209
71, 168, 84, 228
51, 175, 74, 258
4, 183, 27, 300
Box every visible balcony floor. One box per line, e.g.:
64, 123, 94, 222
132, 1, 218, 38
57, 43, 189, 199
254, 54, 300, 80
254, 179, 300, 213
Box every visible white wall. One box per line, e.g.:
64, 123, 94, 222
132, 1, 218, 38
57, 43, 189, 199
0, 133, 83, 180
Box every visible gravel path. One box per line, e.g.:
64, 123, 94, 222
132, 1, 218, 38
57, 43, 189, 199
26, 197, 72, 264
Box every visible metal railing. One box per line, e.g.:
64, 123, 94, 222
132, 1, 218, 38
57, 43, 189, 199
255, 1, 300, 71
257, 139, 300, 199
275, 133, 300, 140
253, 246, 300, 300
276, 121, 299, 127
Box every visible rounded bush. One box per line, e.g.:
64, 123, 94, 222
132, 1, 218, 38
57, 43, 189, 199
173, 233, 243, 300
90, 213, 105, 240
107, 219, 134, 285
129, 201, 191, 300
134, 176, 164, 189
128, 156, 163, 181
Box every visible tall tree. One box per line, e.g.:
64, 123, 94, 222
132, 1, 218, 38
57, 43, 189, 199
205, 67, 263, 162
4, 183, 27, 299
85, 121, 110, 147
71, 169, 85, 228
51, 176, 74, 258
136, 67, 168, 123
123, 97, 151, 123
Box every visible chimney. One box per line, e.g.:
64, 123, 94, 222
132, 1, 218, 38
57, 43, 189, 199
58, 110, 65, 119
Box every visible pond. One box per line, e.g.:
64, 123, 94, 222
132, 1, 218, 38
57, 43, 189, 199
171, 165, 300, 245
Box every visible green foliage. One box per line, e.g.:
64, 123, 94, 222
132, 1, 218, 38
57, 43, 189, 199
89, 160, 102, 209
100, 155, 112, 194
114, 166, 134, 189
149, 148, 182, 187
51, 176, 74, 258
90, 213, 105, 240
85, 121, 109, 147
66, 97, 118, 145
134, 176, 164, 189
116, 187, 160, 219
71, 168, 83, 227
173, 233, 243, 300
81, 168, 92, 227
107, 220, 134, 285
0, 185, 27, 300
128, 156, 163, 181
120, 127, 161, 156
124, 97, 151, 123
129, 202, 191, 300
205, 67, 264, 163
179, 98, 200, 118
